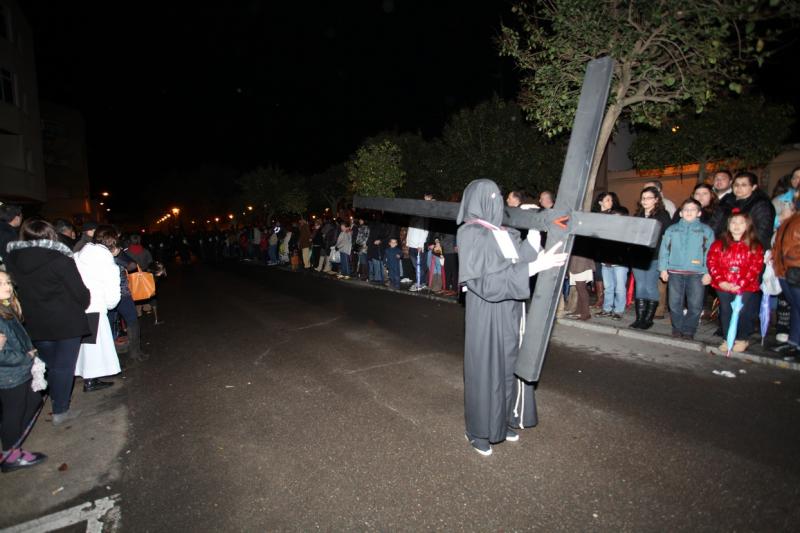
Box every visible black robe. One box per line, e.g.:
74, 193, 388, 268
457, 180, 539, 444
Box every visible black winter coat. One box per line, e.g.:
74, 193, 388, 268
0, 221, 17, 263
4, 239, 90, 341
718, 189, 775, 248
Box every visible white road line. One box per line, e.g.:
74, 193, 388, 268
292, 316, 341, 330
2, 494, 121, 533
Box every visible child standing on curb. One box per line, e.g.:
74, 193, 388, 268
658, 198, 715, 339
385, 238, 403, 289
706, 210, 764, 353
0, 271, 47, 473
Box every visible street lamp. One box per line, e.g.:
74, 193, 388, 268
171, 207, 180, 216
101, 192, 110, 197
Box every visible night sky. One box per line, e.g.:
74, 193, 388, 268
23, 2, 518, 195
21, 1, 800, 219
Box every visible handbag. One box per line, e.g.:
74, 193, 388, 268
128, 265, 156, 301
330, 247, 341, 263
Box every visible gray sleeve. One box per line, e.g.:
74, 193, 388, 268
465, 262, 530, 303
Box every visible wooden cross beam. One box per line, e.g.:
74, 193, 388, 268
353, 57, 662, 382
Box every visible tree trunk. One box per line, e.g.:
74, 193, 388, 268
697, 154, 708, 184
582, 104, 622, 211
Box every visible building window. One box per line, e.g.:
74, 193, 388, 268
0, 5, 10, 41
0, 68, 15, 105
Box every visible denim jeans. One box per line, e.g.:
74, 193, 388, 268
34, 337, 82, 414
601, 264, 628, 313
718, 290, 759, 342
387, 259, 402, 288
779, 279, 800, 346
369, 258, 384, 282
268, 244, 278, 264
667, 272, 704, 336
632, 259, 660, 300
408, 247, 427, 286
339, 252, 351, 276
110, 294, 138, 337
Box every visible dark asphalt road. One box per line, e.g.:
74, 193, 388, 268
118, 262, 800, 531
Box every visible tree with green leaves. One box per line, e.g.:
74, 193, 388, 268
237, 165, 308, 223
431, 95, 566, 198
499, 0, 799, 204
358, 131, 439, 199
347, 140, 406, 198
629, 95, 794, 182
308, 163, 348, 215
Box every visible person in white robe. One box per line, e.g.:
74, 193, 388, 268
73, 228, 121, 391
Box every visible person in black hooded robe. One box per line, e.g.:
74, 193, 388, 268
457, 179, 567, 456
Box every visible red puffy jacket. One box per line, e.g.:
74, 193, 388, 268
707, 240, 763, 294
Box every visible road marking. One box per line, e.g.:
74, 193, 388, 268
293, 316, 341, 330
2, 494, 121, 533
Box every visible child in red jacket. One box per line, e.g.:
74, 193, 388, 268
706, 211, 764, 353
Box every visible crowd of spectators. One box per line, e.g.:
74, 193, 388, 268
0, 205, 160, 473
564, 168, 800, 364
3, 167, 799, 472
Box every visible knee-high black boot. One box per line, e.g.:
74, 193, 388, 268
630, 298, 646, 328
638, 299, 659, 330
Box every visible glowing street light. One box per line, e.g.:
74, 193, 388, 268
101, 191, 110, 197
214, 217, 220, 222
247, 206, 253, 211
171, 207, 180, 216
227, 214, 234, 220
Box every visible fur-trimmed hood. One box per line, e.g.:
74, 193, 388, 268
5, 239, 75, 275
7, 239, 74, 257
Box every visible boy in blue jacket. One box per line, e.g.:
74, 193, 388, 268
658, 198, 715, 339
384, 238, 403, 289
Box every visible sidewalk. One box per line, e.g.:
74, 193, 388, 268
556, 305, 800, 373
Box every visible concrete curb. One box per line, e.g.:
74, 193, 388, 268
556, 318, 800, 373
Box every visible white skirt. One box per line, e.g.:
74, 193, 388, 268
75, 313, 121, 379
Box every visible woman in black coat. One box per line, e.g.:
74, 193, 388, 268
4, 219, 90, 426
717, 171, 776, 249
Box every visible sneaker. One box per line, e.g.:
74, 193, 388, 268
595, 310, 611, 317
506, 429, 519, 442
400, 278, 412, 283
1, 450, 47, 473
610, 313, 622, 321
465, 433, 492, 456
718, 341, 729, 352
409, 285, 422, 292
776, 333, 789, 343
52, 409, 82, 426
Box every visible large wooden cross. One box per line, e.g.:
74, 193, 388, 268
354, 57, 661, 382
